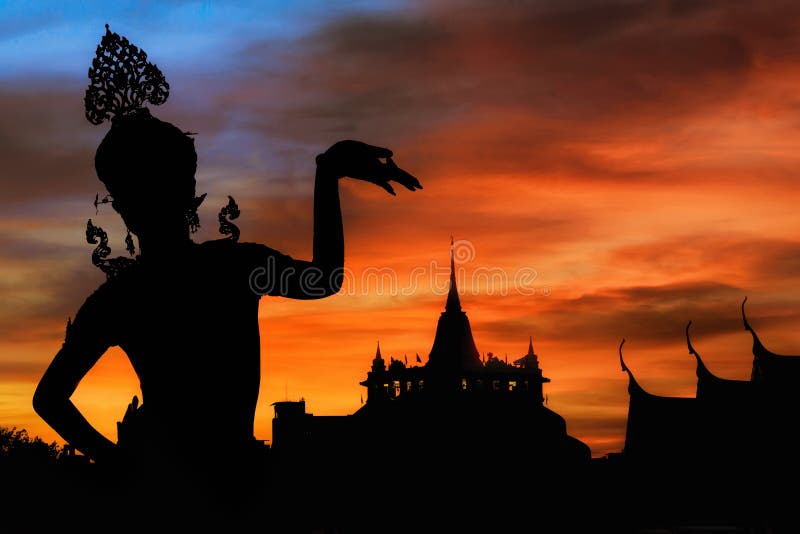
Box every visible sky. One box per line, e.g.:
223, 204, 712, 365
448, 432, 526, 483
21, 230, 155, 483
2, 0, 800, 457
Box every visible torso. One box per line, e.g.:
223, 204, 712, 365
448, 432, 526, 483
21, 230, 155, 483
97, 240, 263, 446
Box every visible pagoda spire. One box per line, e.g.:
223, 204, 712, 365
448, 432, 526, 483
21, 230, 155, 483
427, 236, 482, 371
375, 341, 382, 359
445, 235, 462, 312
513, 335, 540, 369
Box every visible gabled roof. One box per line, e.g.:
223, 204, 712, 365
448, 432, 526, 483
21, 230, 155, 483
742, 298, 800, 385
686, 321, 753, 401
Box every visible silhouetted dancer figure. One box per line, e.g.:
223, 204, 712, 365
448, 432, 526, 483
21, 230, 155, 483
32, 25, 420, 524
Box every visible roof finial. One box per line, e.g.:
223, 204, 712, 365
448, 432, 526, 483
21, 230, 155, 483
528, 335, 535, 356
741, 296, 753, 333
619, 339, 648, 396
376, 340, 382, 359
741, 296, 769, 363
445, 235, 462, 312
619, 339, 628, 373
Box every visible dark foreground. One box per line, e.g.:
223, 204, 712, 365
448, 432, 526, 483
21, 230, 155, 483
2, 447, 796, 534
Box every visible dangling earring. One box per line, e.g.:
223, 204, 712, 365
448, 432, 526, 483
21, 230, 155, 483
186, 193, 207, 234
125, 228, 136, 256
186, 208, 200, 233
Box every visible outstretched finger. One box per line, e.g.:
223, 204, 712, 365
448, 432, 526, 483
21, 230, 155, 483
376, 179, 396, 196
387, 158, 422, 191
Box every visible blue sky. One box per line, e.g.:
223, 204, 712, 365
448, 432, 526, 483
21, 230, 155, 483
0, 0, 404, 80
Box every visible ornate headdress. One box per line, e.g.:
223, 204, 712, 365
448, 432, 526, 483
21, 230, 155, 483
83, 25, 240, 279
85, 24, 169, 126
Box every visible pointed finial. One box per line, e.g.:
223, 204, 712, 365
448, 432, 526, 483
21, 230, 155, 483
619, 339, 628, 373
686, 321, 699, 359
445, 236, 462, 312
528, 335, 535, 356
376, 340, 382, 359
741, 296, 752, 333
740, 296, 767, 360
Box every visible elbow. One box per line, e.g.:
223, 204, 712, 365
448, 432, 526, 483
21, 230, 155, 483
305, 283, 341, 300
307, 268, 343, 299
326, 272, 343, 297
32, 379, 61, 422
32, 383, 50, 420
321, 269, 343, 298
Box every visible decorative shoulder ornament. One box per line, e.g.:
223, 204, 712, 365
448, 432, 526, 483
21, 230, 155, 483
218, 195, 241, 242
86, 219, 136, 279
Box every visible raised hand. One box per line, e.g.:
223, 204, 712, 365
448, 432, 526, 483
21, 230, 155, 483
316, 140, 422, 195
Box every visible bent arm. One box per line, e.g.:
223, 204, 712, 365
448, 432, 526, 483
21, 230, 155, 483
33, 343, 117, 462
249, 165, 343, 300
250, 141, 420, 299
310, 164, 344, 296
33, 292, 119, 463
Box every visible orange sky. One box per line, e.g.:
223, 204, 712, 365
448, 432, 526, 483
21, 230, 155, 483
3, 1, 800, 458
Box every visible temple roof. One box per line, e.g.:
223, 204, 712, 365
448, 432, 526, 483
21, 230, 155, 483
685, 321, 753, 401
427, 239, 482, 372
619, 339, 694, 402
742, 298, 800, 384
371, 341, 386, 373
620, 339, 699, 459
514, 336, 541, 370
619, 339, 649, 399
445, 236, 461, 313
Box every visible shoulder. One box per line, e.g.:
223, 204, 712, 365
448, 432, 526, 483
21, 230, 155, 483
78, 273, 127, 314
197, 239, 292, 261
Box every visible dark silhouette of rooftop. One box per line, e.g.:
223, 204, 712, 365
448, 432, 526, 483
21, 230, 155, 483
17, 22, 793, 534
613, 298, 800, 531
266, 241, 593, 531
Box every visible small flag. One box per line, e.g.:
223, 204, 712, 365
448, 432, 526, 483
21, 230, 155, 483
416, 353, 422, 363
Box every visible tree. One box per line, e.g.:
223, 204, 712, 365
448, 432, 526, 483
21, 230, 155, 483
0, 426, 61, 466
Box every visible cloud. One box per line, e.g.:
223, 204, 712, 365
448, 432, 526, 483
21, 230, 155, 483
0, 360, 47, 381
473, 280, 746, 348
0, 229, 105, 343
609, 234, 800, 289
216, 0, 797, 183
0, 85, 101, 208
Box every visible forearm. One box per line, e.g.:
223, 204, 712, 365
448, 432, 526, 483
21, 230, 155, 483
311, 165, 344, 292
34, 395, 117, 462
33, 347, 117, 463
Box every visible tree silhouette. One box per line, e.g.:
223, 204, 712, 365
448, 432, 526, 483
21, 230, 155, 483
0, 426, 61, 465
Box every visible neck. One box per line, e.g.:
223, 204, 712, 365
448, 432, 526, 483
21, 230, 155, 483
137, 231, 193, 258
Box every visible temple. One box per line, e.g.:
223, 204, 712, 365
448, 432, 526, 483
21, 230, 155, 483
618, 297, 800, 489
271, 241, 590, 483
606, 299, 800, 528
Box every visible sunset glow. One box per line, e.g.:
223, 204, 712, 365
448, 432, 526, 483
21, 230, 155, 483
3, 1, 800, 458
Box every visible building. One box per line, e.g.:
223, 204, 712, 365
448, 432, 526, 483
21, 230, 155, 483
614, 298, 800, 528
271, 248, 591, 528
